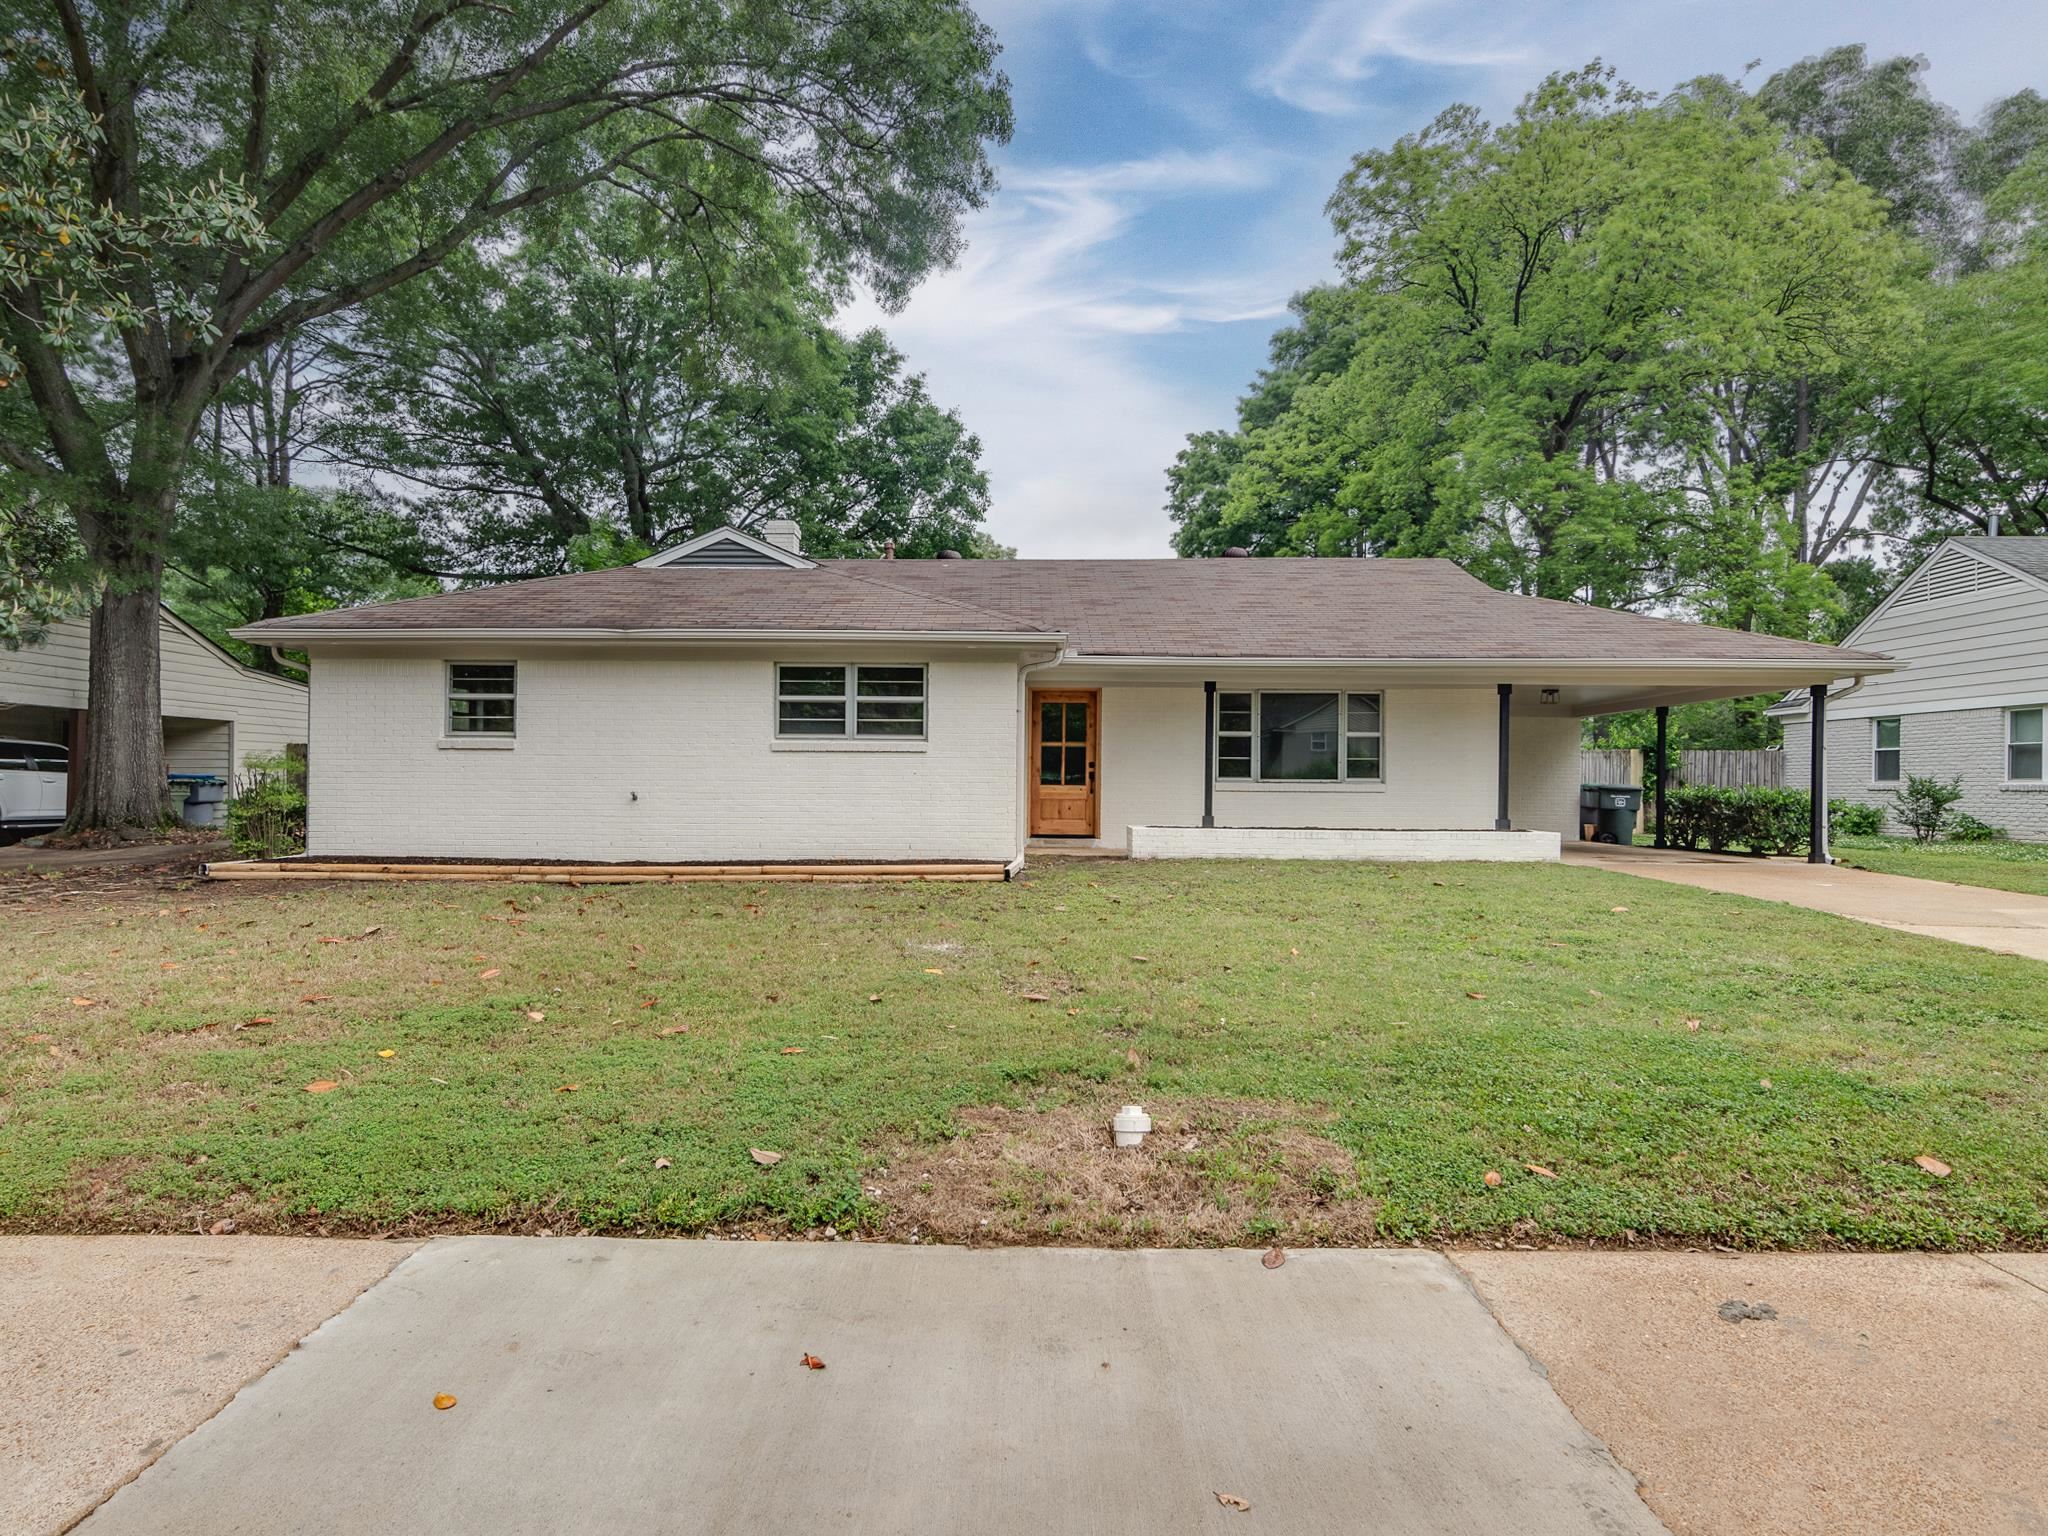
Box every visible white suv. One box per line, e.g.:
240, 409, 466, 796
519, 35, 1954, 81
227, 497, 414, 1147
0, 739, 69, 840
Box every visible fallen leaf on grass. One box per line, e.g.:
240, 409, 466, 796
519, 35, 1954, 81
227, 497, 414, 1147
377, 1049, 396, 1059
432, 1394, 458, 1411
525, 1010, 546, 1023
780, 1046, 806, 1055
1465, 992, 1487, 1001
300, 994, 334, 1003
247, 1016, 276, 1026
159, 961, 181, 971
304, 1080, 338, 1094
1525, 1164, 1558, 1179
658, 1024, 690, 1036
1216, 1493, 1251, 1512
361, 925, 382, 937
1130, 954, 1150, 963
1261, 1246, 1286, 1270
1019, 992, 1051, 1003
750, 1148, 784, 1166
557, 1083, 579, 1093
1759, 1078, 1773, 1090
479, 968, 501, 980
1609, 905, 1630, 914
1483, 1170, 1502, 1187
867, 994, 883, 1003
1684, 1017, 1702, 1032
316, 936, 344, 944
1914, 1155, 1953, 1178
641, 997, 660, 1008
209, 1218, 236, 1235
922, 967, 945, 975
800, 1353, 826, 1370
653, 1157, 672, 1170
69, 996, 96, 1007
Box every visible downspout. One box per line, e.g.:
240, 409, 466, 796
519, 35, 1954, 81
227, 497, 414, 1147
1202, 680, 1216, 829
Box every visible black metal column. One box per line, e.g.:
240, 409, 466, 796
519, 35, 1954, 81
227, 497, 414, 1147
1202, 680, 1216, 829
1653, 704, 1670, 849
1495, 683, 1512, 831
1808, 683, 1829, 864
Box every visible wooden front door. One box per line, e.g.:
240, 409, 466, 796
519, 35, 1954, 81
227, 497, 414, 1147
1029, 690, 1099, 836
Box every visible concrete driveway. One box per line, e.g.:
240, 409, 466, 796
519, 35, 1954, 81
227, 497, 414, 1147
1564, 842, 2048, 963
72, 1240, 1664, 1536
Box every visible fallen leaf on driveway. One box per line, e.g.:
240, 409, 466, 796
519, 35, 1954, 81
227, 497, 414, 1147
1483, 1169, 1502, 1187
653, 1157, 672, 1170
304, 1080, 338, 1094
659, 1024, 690, 1036
1914, 1155, 1953, 1178
1261, 1246, 1286, 1270
750, 1148, 784, 1166
1216, 1493, 1251, 1512
1525, 1164, 1558, 1179
433, 1394, 458, 1411
800, 1353, 826, 1370
479, 968, 501, 980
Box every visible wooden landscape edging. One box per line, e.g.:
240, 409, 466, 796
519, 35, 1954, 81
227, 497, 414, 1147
204, 859, 1009, 884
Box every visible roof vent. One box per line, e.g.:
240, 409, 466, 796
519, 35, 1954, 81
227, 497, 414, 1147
937, 548, 964, 560
1223, 547, 1250, 558
760, 518, 802, 555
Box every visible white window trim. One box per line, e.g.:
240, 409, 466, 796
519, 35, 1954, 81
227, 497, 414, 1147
1870, 717, 1901, 785
1213, 690, 1385, 787
774, 663, 928, 742
445, 660, 517, 740
2005, 705, 2045, 786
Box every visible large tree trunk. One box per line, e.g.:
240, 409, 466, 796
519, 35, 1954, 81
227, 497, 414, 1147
73, 575, 169, 831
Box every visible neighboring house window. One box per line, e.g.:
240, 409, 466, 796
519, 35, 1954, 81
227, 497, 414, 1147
1872, 718, 1901, 782
776, 665, 926, 738
447, 663, 516, 735
1214, 692, 1383, 783
2010, 707, 2045, 782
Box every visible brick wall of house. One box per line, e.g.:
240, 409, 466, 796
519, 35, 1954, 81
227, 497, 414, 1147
1785, 706, 2048, 842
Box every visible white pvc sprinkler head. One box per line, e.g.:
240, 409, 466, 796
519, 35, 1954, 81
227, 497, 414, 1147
1112, 1105, 1152, 1148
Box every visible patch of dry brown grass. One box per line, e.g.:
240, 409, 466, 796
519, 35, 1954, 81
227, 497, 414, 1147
868, 1101, 1377, 1248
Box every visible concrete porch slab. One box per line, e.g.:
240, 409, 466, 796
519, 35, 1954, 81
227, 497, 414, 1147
75, 1240, 1664, 1536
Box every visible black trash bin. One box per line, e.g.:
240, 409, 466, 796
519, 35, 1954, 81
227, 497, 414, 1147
1579, 782, 1642, 844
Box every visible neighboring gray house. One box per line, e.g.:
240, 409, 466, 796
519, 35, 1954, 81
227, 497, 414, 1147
1774, 537, 2048, 842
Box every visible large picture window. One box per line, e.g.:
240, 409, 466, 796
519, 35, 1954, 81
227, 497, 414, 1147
1872, 717, 1901, 783
2010, 707, 2044, 782
1214, 692, 1382, 783
777, 665, 927, 739
447, 662, 516, 735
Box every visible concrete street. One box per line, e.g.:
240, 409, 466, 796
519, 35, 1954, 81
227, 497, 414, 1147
1563, 842, 2048, 962
69, 1240, 1664, 1536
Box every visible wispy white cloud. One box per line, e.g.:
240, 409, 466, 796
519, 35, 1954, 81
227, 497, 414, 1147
1255, 0, 1537, 114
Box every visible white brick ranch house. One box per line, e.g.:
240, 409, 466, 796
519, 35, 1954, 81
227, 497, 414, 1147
235, 523, 1893, 869
1773, 537, 2048, 843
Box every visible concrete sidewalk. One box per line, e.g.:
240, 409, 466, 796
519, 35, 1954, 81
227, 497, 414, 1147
74, 1240, 1665, 1536
1563, 842, 2048, 962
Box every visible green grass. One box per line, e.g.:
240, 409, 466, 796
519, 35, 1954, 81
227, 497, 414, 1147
1832, 835, 2048, 898
3, 860, 2044, 1248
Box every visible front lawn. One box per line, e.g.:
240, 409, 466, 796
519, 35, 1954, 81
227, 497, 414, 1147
2, 860, 2043, 1249
1832, 835, 2048, 898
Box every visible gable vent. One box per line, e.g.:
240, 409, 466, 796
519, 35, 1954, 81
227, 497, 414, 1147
661, 534, 791, 567
1892, 546, 2019, 607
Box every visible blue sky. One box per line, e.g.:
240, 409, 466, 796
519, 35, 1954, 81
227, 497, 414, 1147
844, 0, 2047, 557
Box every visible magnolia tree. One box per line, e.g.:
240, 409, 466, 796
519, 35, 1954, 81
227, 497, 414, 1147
0, 1, 1010, 828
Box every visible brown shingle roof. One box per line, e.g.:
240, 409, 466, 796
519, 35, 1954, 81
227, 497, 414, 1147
239, 555, 1888, 667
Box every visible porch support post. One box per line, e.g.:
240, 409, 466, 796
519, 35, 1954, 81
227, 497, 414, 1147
1653, 705, 1670, 849
1808, 683, 1829, 864
1495, 683, 1512, 831
1201, 680, 1216, 828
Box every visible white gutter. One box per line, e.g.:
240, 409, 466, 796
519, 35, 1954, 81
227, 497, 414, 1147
1052, 654, 1893, 674
230, 625, 1065, 647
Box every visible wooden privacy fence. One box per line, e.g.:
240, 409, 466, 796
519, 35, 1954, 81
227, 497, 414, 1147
1678, 749, 1783, 789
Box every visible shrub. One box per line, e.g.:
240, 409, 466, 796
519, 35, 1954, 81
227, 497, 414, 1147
1829, 800, 1885, 837
1888, 775, 1964, 843
226, 753, 308, 858
1947, 812, 2007, 843
1662, 784, 1812, 855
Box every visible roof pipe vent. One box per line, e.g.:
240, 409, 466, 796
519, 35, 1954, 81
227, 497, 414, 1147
1988, 510, 2002, 537
1223, 547, 1250, 558
761, 518, 802, 555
